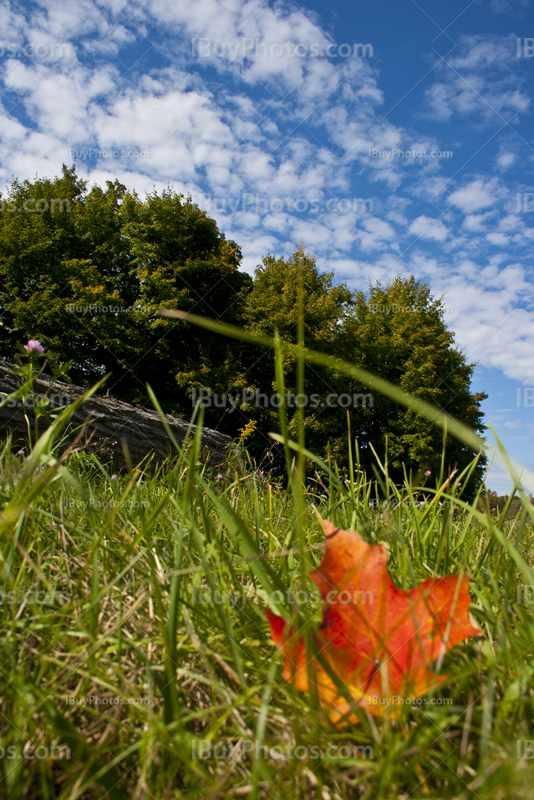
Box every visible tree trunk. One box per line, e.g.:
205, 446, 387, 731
0, 363, 233, 469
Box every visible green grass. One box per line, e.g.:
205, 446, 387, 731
2, 306, 534, 800
1, 417, 534, 800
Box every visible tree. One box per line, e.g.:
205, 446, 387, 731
0, 166, 251, 422
339, 276, 487, 490
242, 260, 486, 491
241, 250, 354, 459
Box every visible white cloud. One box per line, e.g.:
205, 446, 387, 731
356, 217, 397, 251
424, 34, 530, 124
499, 214, 522, 232
328, 246, 534, 384
463, 212, 492, 231
449, 179, 498, 214
486, 232, 509, 246
504, 419, 523, 429
409, 215, 449, 242
490, 0, 529, 14
496, 150, 516, 170
149, 0, 380, 106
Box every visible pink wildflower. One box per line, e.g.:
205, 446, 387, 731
24, 339, 44, 355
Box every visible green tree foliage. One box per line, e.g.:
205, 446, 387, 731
341, 277, 487, 488
242, 258, 486, 489
0, 168, 486, 487
241, 250, 354, 456
0, 166, 250, 415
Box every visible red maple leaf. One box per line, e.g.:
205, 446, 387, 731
266, 520, 480, 722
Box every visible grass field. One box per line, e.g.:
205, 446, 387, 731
2, 325, 534, 800
1, 396, 534, 800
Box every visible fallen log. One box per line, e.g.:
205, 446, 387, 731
0, 362, 233, 469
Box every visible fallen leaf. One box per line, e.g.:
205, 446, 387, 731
266, 520, 480, 723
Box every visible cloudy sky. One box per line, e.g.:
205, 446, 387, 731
1, 0, 533, 491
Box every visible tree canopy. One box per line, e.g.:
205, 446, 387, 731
340, 276, 487, 487
239, 255, 486, 488
0, 165, 250, 410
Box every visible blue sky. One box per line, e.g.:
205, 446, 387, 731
1, 0, 533, 492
